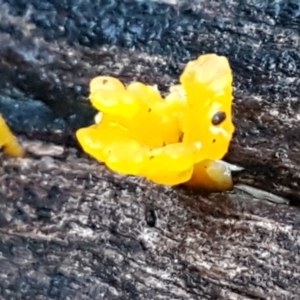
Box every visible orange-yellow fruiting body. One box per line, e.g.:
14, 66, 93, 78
184, 160, 233, 191
0, 114, 24, 157
76, 54, 235, 190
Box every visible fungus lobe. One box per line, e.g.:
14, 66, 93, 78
0, 114, 24, 157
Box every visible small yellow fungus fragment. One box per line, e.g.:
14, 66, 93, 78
184, 160, 233, 191
0, 114, 24, 157
76, 53, 235, 191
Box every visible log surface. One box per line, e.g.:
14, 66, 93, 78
1, 150, 300, 299
1, 0, 300, 299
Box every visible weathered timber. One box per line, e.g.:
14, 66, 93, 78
1, 0, 300, 299
1, 148, 300, 299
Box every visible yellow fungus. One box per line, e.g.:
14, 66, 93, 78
0, 114, 24, 157
76, 53, 235, 191
184, 160, 233, 191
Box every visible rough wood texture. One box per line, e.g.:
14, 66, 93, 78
1, 149, 300, 299
1, 0, 300, 299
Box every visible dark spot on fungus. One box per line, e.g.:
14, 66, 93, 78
213, 139, 216, 143
102, 79, 108, 84
178, 133, 184, 142
212, 111, 226, 125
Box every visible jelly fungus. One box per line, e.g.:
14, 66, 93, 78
0, 114, 24, 157
76, 54, 235, 191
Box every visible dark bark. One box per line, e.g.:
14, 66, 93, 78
1, 0, 300, 299
1, 149, 300, 299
